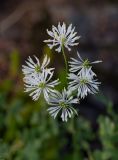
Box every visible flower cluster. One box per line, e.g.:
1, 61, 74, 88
22, 22, 102, 122
68, 52, 102, 99
44, 22, 80, 53
22, 55, 59, 102
47, 89, 78, 122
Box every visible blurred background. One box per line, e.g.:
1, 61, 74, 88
0, 0, 118, 159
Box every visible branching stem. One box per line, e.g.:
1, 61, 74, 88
62, 45, 68, 74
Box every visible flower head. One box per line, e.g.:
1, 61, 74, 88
47, 89, 78, 122
68, 68, 100, 99
69, 52, 102, 76
23, 70, 59, 102
22, 55, 53, 76
44, 22, 80, 53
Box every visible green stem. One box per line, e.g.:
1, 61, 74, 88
62, 45, 68, 74
87, 149, 95, 160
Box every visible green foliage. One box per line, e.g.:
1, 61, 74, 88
93, 102, 118, 160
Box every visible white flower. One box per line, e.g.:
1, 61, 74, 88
22, 55, 53, 76
68, 68, 101, 99
69, 52, 102, 76
44, 22, 80, 53
47, 89, 78, 122
23, 70, 59, 102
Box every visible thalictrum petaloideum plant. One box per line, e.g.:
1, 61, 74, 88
22, 22, 102, 122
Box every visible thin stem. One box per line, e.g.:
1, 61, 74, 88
87, 148, 95, 160
62, 45, 68, 74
